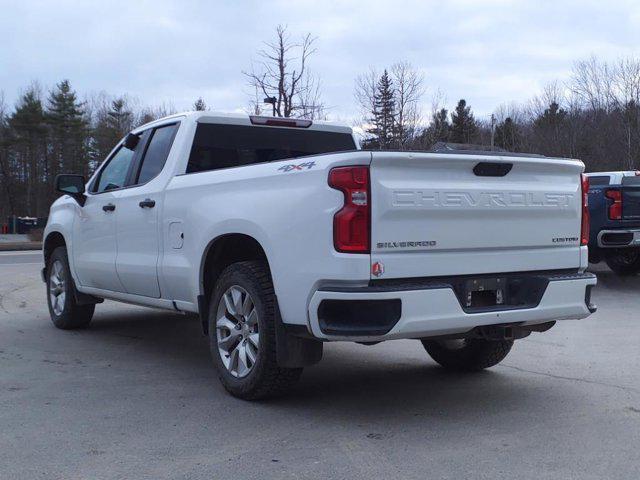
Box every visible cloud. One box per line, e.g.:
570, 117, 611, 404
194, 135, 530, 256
0, 0, 638, 121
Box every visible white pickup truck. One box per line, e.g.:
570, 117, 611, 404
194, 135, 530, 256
43, 111, 597, 399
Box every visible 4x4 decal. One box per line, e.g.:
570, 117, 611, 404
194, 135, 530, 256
278, 161, 316, 173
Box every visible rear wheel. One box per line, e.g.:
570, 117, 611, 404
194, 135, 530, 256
421, 338, 513, 372
46, 247, 95, 329
208, 261, 302, 400
605, 248, 640, 275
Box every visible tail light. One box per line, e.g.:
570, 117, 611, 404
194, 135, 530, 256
328, 166, 370, 253
605, 188, 622, 220
581, 174, 590, 246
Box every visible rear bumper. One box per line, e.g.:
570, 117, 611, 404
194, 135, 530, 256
597, 229, 640, 248
307, 272, 597, 342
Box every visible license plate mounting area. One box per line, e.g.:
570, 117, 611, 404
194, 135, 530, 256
463, 277, 506, 308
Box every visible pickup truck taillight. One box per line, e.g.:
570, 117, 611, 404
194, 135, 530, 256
581, 174, 590, 246
328, 166, 370, 253
605, 188, 622, 220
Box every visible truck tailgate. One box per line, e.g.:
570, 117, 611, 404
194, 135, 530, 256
621, 177, 640, 220
369, 152, 584, 279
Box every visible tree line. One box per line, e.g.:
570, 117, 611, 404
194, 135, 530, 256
249, 27, 640, 174
2, 24, 640, 220
355, 56, 640, 176
0, 83, 208, 219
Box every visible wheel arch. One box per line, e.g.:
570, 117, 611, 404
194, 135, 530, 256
43, 231, 67, 275
198, 232, 322, 368
199, 233, 270, 334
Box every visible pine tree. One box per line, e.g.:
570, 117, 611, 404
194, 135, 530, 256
533, 102, 569, 157
92, 97, 133, 164
107, 98, 133, 137
9, 88, 47, 216
534, 102, 567, 130
449, 99, 478, 144
46, 80, 88, 179
365, 70, 397, 149
432, 108, 450, 141
494, 117, 520, 152
416, 108, 450, 149
193, 97, 207, 111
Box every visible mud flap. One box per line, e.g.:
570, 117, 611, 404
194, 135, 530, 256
198, 294, 209, 335
275, 298, 323, 368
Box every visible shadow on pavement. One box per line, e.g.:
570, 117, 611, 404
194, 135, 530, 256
588, 262, 640, 293
73, 306, 590, 425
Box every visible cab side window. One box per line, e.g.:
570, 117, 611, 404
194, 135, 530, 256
93, 146, 136, 193
134, 124, 179, 185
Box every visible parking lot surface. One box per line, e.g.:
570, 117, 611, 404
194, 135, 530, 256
1, 252, 639, 479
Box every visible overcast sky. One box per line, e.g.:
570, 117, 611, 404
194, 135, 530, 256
2, 0, 640, 122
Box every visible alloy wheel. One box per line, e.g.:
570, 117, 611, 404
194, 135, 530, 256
216, 285, 260, 378
49, 260, 66, 316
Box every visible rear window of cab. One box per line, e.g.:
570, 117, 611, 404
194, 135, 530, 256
186, 124, 356, 174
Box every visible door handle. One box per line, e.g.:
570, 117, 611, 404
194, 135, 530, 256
102, 203, 116, 212
139, 198, 156, 209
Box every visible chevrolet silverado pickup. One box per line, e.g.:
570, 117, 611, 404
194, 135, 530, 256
586, 170, 640, 275
43, 111, 597, 399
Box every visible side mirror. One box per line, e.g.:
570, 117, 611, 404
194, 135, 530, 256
55, 174, 86, 206
123, 133, 139, 150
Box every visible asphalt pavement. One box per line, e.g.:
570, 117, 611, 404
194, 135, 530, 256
0, 250, 42, 266
1, 256, 639, 479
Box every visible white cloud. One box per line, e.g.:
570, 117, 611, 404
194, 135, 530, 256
0, 0, 639, 121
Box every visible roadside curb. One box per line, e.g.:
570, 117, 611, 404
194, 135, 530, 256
0, 243, 42, 252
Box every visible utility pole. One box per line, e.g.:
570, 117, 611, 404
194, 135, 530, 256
263, 97, 277, 116
490, 114, 496, 150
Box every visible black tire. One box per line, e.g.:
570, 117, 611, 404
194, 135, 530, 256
46, 246, 95, 329
208, 261, 302, 400
605, 248, 640, 276
421, 338, 513, 372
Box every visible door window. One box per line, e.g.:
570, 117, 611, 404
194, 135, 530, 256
93, 146, 136, 193
135, 124, 179, 185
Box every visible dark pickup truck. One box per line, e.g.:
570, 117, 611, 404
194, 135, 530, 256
587, 171, 640, 275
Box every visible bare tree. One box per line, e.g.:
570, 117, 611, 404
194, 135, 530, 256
297, 75, 326, 120
244, 25, 323, 118
613, 57, 640, 107
390, 61, 424, 149
570, 56, 616, 113
246, 85, 264, 116
136, 101, 176, 126
527, 81, 566, 119
612, 58, 640, 168
353, 67, 379, 143
354, 67, 378, 120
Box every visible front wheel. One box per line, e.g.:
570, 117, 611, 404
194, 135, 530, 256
46, 246, 95, 329
421, 338, 513, 372
605, 248, 640, 275
208, 261, 302, 400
